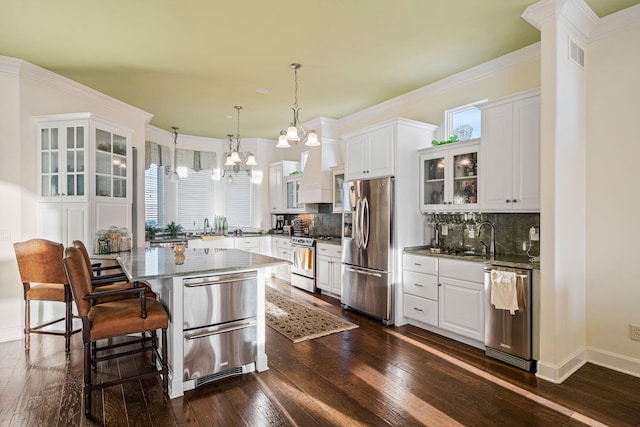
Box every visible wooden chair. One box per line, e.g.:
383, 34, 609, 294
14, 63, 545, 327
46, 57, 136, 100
71, 240, 156, 303
13, 238, 81, 353
72, 240, 129, 283
63, 246, 168, 416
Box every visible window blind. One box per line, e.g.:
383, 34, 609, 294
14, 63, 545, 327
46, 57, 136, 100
177, 169, 215, 231
225, 172, 252, 228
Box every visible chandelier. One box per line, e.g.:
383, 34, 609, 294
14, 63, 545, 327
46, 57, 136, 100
170, 126, 180, 182
276, 63, 320, 148
223, 106, 257, 179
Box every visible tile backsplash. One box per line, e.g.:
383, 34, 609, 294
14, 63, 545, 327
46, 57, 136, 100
422, 212, 540, 257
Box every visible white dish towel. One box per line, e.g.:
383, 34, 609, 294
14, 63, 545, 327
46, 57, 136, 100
490, 270, 519, 315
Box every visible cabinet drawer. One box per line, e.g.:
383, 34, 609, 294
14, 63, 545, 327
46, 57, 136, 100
403, 294, 438, 326
403, 253, 437, 275
316, 243, 342, 259
403, 271, 438, 300
439, 258, 484, 283
235, 238, 260, 249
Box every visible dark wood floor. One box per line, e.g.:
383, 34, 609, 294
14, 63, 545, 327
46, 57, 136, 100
1, 279, 639, 426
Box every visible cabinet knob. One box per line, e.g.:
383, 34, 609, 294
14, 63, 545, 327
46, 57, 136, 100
505, 199, 511, 203
513, 199, 518, 203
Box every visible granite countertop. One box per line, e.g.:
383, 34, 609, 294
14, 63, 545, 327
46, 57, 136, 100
403, 245, 539, 270
115, 247, 290, 281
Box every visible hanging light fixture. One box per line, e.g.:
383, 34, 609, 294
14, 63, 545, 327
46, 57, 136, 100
276, 63, 320, 148
222, 106, 257, 178
170, 126, 180, 182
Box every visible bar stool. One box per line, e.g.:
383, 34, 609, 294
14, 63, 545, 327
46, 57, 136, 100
13, 238, 81, 353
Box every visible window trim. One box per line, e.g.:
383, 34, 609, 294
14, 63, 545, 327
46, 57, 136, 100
444, 100, 487, 140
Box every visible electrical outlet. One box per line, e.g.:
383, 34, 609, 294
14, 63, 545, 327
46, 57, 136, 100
0, 230, 10, 241
529, 226, 540, 241
631, 324, 640, 342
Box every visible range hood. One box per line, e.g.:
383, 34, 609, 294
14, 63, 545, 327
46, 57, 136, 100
297, 117, 342, 204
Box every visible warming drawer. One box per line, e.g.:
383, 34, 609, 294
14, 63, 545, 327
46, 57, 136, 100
183, 319, 257, 382
183, 272, 257, 330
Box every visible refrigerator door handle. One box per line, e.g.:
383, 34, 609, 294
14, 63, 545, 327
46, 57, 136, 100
355, 197, 362, 249
345, 267, 383, 278
362, 196, 370, 249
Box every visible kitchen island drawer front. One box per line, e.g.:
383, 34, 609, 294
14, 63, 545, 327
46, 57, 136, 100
183, 322, 257, 381
403, 253, 437, 275
403, 271, 438, 300
183, 272, 257, 330
403, 294, 438, 326
439, 258, 484, 283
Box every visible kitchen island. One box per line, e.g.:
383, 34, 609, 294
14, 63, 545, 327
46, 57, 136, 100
113, 247, 289, 398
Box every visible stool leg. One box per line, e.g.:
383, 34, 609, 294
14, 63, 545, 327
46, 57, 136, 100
24, 300, 30, 351
84, 341, 92, 416
65, 287, 72, 353
161, 328, 168, 396
151, 331, 157, 367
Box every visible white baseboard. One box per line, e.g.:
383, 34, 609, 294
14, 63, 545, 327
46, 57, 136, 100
586, 347, 640, 378
0, 327, 22, 344
536, 346, 640, 383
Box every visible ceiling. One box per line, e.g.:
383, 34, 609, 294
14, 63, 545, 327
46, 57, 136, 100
1, 0, 637, 140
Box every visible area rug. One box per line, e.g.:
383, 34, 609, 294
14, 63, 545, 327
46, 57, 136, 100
265, 286, 358, 343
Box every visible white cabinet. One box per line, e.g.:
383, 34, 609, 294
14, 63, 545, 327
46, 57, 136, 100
36, 113, 132, 249
479, 90, 540, 212
316, 243, 342, 297
402, 254, 439, 326
402, 254, 485, 344
331, 166, 345, 213
438, 258, 485, 342
419, 140, 479, 212
271, 236, 293, 281
234, 236, 262, 254
284, 175, 304, 213
187, 237, 234, 249
344, 125, 394, 181
268, 161, 299, 214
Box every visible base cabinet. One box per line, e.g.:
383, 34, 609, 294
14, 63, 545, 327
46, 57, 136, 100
271, 236, 293, 282
316, 243, 342, 297
402, 254, 484, 344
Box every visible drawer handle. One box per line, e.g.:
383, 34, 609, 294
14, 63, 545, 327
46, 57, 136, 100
413, 263, 422, 266
413, 307, 424, 312
413, 283, 423, 287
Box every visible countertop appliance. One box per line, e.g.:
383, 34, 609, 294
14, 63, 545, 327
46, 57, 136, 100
182, 271, 258, 387
290, 236, 316, 292
484, 265, 537, 371
341, 176, 393, 324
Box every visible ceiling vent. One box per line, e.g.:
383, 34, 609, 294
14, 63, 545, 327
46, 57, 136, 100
568, 38, 585, 69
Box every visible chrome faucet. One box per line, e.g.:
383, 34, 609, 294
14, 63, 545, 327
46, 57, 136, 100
203, 217, 210, 235
477, 221, 496, 258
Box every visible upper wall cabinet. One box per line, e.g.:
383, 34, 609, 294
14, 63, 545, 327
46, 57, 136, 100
268, 160, 299, 214
419, 140, 480, 212
344, 118, 437, 183
36, 113, 133, 249
344, 125, 394, 181
479, 90, 540, 212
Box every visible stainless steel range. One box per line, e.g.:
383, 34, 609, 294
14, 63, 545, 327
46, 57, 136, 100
290, 236, 316, 292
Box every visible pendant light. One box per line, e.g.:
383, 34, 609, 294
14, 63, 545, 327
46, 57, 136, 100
276, 63, 319, 148
170, 127, 180, 182
222, 106, 257, 177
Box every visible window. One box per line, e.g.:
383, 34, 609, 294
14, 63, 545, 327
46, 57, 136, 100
445, 101, 486, 141
177, 169, 215, 230
225, 172, 252, 228
144, 164, 165, 226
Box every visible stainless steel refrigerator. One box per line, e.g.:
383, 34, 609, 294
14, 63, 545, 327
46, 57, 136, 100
341, 176, 393, 324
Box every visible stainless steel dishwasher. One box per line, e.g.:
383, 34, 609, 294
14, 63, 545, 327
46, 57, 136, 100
182, 271, 257, 387
484, 265, 537, 372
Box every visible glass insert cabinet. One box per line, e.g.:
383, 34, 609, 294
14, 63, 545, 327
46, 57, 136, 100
419, 140, 480, 212
36, 113, 132, 248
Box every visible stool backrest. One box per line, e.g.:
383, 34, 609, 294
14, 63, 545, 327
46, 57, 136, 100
63, 247, 94, 316
14, 238, 66, 285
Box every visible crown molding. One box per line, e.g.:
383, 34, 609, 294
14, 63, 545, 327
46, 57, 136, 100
338, 43, 540, 132
590, 3, 640, 41
3, 55, 153, 124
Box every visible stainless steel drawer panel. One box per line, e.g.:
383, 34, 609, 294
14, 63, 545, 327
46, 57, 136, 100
183, 274, 257, 329
403, 294, 438, 326
403, 271, 438, 300
403, 253, 437, 275
183, 322, 257, 380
